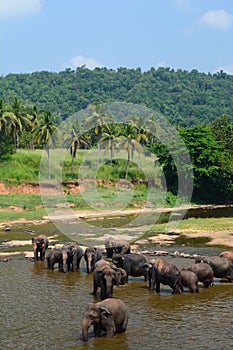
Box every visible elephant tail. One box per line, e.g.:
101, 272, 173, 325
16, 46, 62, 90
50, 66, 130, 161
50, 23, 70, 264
174, 273, 183, 294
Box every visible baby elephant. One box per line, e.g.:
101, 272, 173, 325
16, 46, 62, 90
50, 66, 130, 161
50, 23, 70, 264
180, 270, 199, 293
82, 298, 128, 342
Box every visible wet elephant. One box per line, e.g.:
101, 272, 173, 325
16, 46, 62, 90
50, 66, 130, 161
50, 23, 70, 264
143, 258, 183, 294
70, 243, 84, 271
46, 247, 63, 271
32, 235, 49, 262
180, 270, 199, 293
104, 237, 131, 258
94, 259, 127, 286
112, 253, 148, 281
182, 262, 214, 287
82, 298, 128, 342
195, 256, 233, 282
46, 244, 74, 272
92, 264, 118, 299
84, 247, 102, 273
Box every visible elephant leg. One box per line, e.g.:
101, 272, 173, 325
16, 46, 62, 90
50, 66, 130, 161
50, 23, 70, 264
92, 277, 99, 296
94, 324, 101, 337
121, 314, 128, 332
155, 281, 160, 293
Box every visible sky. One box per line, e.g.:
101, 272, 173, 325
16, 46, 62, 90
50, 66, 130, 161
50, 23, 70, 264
0, 0, 233, 76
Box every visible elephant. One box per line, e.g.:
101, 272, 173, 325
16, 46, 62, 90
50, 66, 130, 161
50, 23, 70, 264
70, 243, 84, 271
46, 243, 79, 272
32, 234, 49, 262
112, 253, 148, 281
220, 251, 233, 263
195, 256, 233, 282
94, 259, 127, 286
104, 237, 131, 258
180, 270, 199, 293
82, 298, 128, 342
182, 262, 214, 287
92, 264, 118, 299
143, 259, 183, 294
46, 246, 63, 271
94, 259, 111, 269
84, 247, 103, 273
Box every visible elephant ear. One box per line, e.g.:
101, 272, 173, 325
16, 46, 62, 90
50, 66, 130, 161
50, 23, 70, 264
143, 262, 152, 271
99, 307, 112, 316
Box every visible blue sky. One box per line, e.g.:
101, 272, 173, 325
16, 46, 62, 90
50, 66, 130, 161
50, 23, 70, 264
1, 0, 233, 76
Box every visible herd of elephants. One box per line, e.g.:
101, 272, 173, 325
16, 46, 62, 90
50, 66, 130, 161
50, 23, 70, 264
32, 234, 233, 342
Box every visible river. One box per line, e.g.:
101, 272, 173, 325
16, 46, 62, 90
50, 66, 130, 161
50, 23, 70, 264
1, 244, 233, 350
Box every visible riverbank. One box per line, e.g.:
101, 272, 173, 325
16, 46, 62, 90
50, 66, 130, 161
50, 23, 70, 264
1, 204, 233, 256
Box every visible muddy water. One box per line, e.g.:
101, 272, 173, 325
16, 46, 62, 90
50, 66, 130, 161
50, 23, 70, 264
1, 248, 233, 350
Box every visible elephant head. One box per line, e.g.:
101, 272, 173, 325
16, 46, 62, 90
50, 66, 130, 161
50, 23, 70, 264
61, 244, 74, 272
82, 303, 114, 342
84, 247, 102, 273
32, 235, 49, 261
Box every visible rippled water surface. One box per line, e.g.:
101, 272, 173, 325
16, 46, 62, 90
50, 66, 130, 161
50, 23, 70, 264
1, 247, 233, 350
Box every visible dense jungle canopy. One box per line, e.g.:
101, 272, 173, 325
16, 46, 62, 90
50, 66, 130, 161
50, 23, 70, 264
0, 66, 233, 125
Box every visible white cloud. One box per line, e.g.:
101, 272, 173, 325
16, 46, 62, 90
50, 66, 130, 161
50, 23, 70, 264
69, 55, 103, 70
0, 0, 41, 18
199, 9, 233, 30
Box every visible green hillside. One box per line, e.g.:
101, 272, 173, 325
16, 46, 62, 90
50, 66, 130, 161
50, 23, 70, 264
0, 67, 233, 126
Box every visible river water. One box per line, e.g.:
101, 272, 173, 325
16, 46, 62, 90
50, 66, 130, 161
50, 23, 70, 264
1, 245, 233, 350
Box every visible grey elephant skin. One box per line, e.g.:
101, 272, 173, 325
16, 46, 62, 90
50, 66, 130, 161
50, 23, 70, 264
195, 256, 233, 282
92, 264, 118, 299
32, 235, 49, 262
84, 247, 102, 273
182, 262, 214, 287
95, 259, 127, 286
82, 298, 128, 342
112, 253, 148, 281
144, 259, 183, 293
46, 243, 84, 272
104, 237, 131, 258
180, 270, 199, 293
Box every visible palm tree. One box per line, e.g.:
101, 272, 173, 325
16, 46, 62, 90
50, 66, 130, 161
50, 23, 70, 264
119, 124, 144, 179
85, 103, 112, 164
99, 123, 121, 164
69, 128, 89, 177
32, 110, 58, 180
0, 99, 21, 138
10, 98, 30, 149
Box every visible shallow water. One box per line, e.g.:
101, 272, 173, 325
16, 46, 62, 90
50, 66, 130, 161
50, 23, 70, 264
1, 247, 233, 350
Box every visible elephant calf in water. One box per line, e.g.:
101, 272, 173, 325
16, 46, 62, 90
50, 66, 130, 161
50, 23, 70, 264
182, 262, 214, 287
82, 298, 128, 342
180, 270, 199, 293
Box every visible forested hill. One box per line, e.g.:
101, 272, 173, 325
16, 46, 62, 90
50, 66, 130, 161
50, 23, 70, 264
0, 66, 233, 126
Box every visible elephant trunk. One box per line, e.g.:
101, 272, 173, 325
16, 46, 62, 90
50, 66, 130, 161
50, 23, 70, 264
87, 257, 92, 273
62, 252, 68, 273
82, 318, 91, 342
105, 278, 113, 298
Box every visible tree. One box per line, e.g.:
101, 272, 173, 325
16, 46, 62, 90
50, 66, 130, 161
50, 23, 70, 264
10, 98, 30, 149
32, 110, 58, 180
119, 124, 144, 179
69, 128, 89, 177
